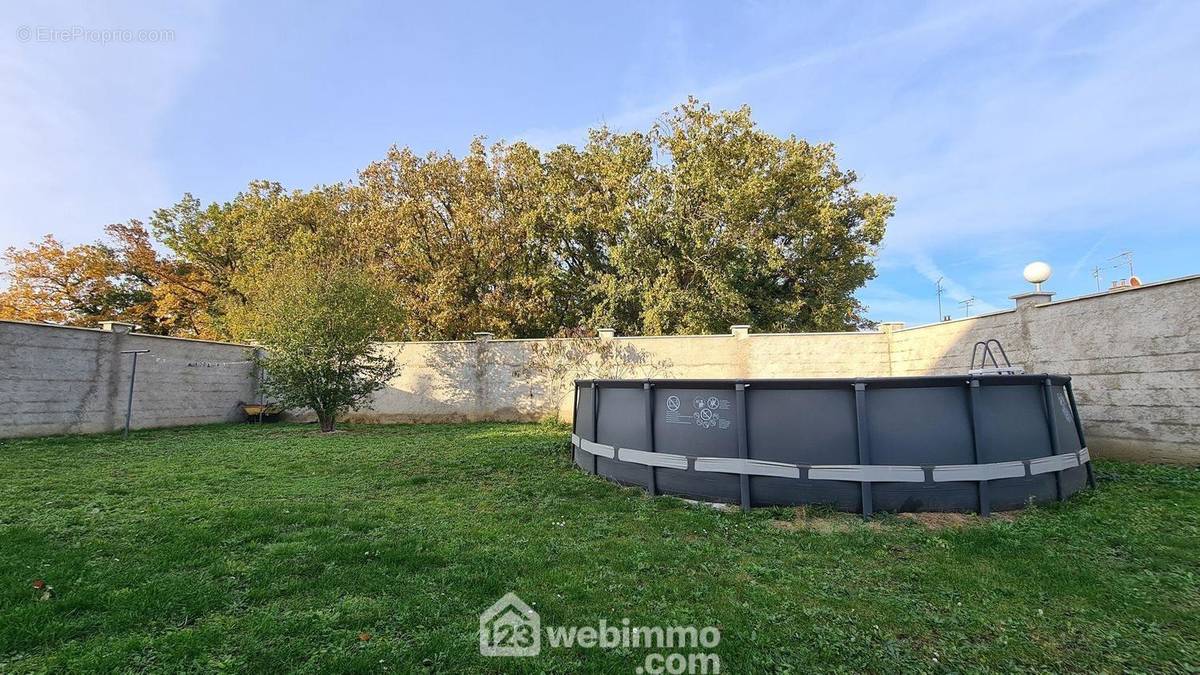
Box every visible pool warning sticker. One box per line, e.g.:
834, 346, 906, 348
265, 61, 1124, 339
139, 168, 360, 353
664, 394, 732, 431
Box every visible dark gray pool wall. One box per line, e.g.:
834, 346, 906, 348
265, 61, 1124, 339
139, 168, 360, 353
572, 376, 1095, 515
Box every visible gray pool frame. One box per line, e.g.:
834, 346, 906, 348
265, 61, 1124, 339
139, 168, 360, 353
571, 375, 1095, 516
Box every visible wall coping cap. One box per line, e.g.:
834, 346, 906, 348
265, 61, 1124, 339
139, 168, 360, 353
100, 321, 137, 333
1033, 272, 1200, 308
0, 319, 256, 347
1010, 290, 1055, 308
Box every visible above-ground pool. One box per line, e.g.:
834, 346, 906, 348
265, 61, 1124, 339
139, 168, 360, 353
571, 375, 1095, 515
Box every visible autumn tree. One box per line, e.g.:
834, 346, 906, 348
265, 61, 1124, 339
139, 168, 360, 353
0, 223, 233, 337
540, 128, 654, 331
0, 232, 161, 330
4, 99, 894, 339
104, 222, 222, 337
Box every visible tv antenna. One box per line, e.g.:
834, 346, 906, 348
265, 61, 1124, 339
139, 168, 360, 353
1108, 251, 1134, 278
1091, 265, 1103, 292
935, 277, 945, 322
958, 297, 976, 317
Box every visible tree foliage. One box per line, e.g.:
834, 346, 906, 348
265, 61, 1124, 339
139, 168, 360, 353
356, 139, 555, 339
0, 226, 209, 335
1, 99, 893, 338
236, 250, 402, 432
613, 100, 893, 333
0, 234, 127, 327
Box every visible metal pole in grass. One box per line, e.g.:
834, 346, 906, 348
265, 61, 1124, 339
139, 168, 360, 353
120, 350, 150, 438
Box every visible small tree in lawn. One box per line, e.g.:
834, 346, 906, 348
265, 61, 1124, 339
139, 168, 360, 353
241, 258, 401, 432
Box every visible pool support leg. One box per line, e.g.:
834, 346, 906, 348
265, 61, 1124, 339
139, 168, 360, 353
571, 384, 580, 459
1042, 378, 1065, 502
736, 382, 750, 512
967, 379, 992, 517
853, 382, 873, 519
644, 381, 657, 496
590, 380, 599, 476
1065, 380, 1097, 489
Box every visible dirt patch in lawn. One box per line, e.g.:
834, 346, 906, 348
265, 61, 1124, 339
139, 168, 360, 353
895, 511, 1017, 528
771, 507, 881, 533
772, 506, 1018, 532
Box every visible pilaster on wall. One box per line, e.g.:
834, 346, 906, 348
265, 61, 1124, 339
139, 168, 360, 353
731, 325, 751, 378
877, 322, 904, 376
472, 333, 495, 418
101, 321, 131, 432
1011, 291, 1054, 309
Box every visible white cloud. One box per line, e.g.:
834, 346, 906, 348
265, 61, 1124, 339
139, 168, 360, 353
908, 251, 1000, 315
511, 0, 1200, 316
857, 284, 941, 326
0, 1, 218, 252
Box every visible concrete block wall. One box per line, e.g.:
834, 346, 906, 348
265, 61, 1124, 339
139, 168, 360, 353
351, 275, 1199, 464
1006, 278, 1198, 464
0, 320, 258, 438
346, 339, 548, 424
341, 330, 892, 426
3, 275, 1196, 463
888, 275, 1200, 463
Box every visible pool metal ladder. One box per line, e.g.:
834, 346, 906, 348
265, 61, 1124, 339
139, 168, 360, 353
969, 339, 1025, 376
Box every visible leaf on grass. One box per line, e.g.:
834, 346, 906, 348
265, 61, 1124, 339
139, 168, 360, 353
32, 580, 55, 601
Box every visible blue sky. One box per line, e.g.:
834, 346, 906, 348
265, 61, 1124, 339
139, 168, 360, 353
2, 0, 1197, 327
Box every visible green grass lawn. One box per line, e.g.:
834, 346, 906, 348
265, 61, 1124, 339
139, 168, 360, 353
0, 422, 1197, 673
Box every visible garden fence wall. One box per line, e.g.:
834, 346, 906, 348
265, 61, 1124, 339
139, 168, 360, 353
0, 321, 257, 438
2, 275, 1196, 463
352, 275, 1199, 464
